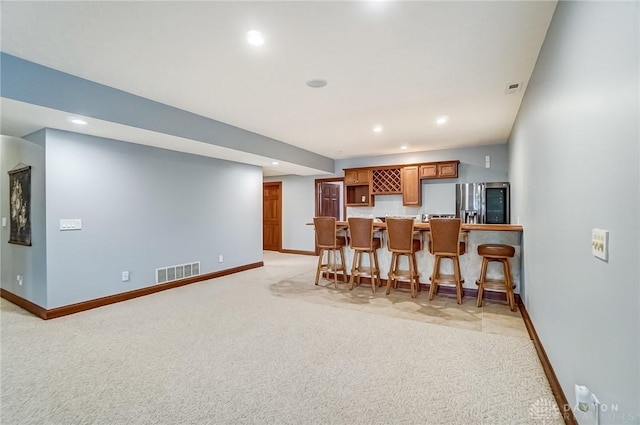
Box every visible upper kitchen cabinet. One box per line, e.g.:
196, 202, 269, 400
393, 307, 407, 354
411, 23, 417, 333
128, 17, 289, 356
401, 166, 421, 206
419, 160, 460, 179
344, 168, 373, 207
344, 168, 371, 185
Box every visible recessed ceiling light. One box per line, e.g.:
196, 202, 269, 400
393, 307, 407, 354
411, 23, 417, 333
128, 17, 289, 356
400, 145, 408, 150
373, 125, 383, 133
247, 30, 265, 46
69, 118, 88, 125
271, 161, 279, 165
436, 116, 449, 125
306, 79, 327, 88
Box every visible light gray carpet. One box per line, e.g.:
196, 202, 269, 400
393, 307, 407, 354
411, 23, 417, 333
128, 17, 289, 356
1, 252, 563, 424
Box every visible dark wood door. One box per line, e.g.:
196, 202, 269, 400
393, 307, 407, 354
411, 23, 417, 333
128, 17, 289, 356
263, 182, 282, 251
320, 182, 341, 219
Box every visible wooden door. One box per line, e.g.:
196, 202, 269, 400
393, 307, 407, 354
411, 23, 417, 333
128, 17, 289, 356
320, 182, 341, 219
263, 182, 282, 251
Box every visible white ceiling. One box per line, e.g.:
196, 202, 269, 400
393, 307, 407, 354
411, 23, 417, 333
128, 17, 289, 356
0, 1, 557, 175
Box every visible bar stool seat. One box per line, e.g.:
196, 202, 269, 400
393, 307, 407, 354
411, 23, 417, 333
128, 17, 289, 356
427, 218, 466, 304
347, 217, 382, 292
475, 244, 516, 311
385, 218, 422, 298
313, 217, 348, 287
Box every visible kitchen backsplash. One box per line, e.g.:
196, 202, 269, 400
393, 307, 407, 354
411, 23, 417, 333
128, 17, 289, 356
346, 184, 457, 218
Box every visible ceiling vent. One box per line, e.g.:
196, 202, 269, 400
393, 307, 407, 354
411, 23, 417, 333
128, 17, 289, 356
505, 81, 522, 94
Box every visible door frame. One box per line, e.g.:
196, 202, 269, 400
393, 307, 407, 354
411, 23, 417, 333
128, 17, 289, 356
314, 178, 345, 255
263, 181, 282, 252
314, 177, 346, 219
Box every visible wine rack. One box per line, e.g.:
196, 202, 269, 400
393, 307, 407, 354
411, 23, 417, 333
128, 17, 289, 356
372, 168, 401, 194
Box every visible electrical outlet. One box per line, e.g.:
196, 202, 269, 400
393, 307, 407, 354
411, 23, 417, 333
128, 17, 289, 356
122, 271, 130, 282
218, 255, 224, 263
17, 275, 23, 286
591, 228, 609, 261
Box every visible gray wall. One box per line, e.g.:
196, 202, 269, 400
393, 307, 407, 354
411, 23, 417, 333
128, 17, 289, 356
1, 134, 48, 307
508, 1, 639, 422
264, 175, 317, 252
4, 129, 263, 309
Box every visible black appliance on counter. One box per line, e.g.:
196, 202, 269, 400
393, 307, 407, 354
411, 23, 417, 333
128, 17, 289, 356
455, 182, 510, 224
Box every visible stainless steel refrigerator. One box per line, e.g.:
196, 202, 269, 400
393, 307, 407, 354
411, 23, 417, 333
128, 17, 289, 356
455, 182, 510, 224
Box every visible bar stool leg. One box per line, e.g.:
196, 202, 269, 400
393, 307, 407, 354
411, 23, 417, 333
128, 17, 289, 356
412, 252, 421, 292
429, 256, 441, 300
408, 253, 417, 298
331, 250, 338, 288
392, 252, 399, 293
349, 251, 359, 290
339, 247, 347, 283
504, 259, 516, 312
386, 253, 397, 295
368, 251, 376, 293
373, 250, 381, 288
357, 250, 362, 286
315, 248, 325, 285
453, 257, 463, 304
476, 257, 488, 307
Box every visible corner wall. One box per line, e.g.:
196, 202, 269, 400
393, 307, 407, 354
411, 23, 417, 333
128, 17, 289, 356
508, 1, 639, 421
264, 175, 317, 252
28, 129, 262, 309
0, 134, 47, 307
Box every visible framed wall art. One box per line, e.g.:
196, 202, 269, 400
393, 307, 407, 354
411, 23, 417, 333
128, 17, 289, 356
8, 165, 31, 246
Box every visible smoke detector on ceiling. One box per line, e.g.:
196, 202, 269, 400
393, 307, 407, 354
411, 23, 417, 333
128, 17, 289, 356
505, 81, 522, 94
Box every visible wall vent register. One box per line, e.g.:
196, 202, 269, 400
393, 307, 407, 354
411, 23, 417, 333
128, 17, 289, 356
156, 262, 200, 284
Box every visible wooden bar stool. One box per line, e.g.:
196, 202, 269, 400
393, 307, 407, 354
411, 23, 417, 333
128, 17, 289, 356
427, 218, 466, 304
313, 217, 348, 288
385, 218, 422, 298
475, 244, 516, 311
347, 217, 382, 292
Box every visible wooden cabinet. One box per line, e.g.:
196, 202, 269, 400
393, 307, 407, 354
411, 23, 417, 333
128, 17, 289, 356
419, 164, 437, 179
419, 160, 460, 179
344, 168, 373, 206
402, 166, 421, 206
344, 169, 370, 185
438, 161, 459, 178
345, 185, 373, 206
344, 161, 458, 207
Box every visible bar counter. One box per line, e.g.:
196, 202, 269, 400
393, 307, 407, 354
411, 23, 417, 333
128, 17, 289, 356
332, 221, 523, 232
311, 220, 523, 295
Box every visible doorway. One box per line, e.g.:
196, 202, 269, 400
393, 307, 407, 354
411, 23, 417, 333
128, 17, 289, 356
263, 182, 282, 251
315, 178, 344, 220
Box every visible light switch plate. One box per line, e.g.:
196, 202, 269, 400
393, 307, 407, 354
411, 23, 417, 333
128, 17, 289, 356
60, 219, 82, 231
591, 228, 608, 261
